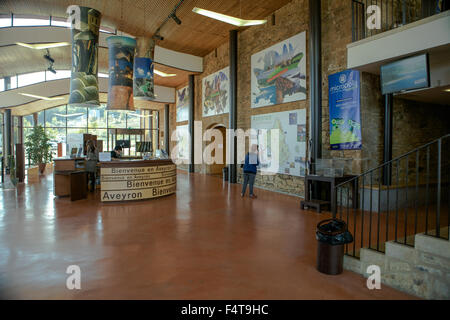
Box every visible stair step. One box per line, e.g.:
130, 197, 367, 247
415, 233, 450, 259
385, 241, 416, 261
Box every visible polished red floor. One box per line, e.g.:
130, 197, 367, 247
0, 171, 414, 299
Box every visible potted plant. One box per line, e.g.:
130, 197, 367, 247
24, 125, 53, 174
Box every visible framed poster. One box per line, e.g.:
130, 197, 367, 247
251, 31, 307, 108
328, 70, 362, 150
251, 109, 307, 177
202, 66, 230, 117
174, 125, 189, 160
176, 86, 189, 122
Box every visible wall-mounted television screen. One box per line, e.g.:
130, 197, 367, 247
116, 140, 130, 148
380, 54, 430, 95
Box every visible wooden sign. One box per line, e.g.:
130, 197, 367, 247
100, 164, 176, 202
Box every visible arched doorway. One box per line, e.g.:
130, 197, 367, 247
205, 124, 227, 176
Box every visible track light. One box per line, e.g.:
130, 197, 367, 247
47, 66, 57, 74
170, 12, 181, 25
44, 54, 55, 64
152, 34, 164, 41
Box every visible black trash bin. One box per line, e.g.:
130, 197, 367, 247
223, 166, 228, 181
316, 218, 353, 275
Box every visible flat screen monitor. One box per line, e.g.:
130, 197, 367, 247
381, 54, 430, 95
115, 140, 130, 148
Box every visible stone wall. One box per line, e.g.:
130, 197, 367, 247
344, 232, 450, 299
169, 0, 449, 196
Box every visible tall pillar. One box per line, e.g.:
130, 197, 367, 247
188, 74, 195, 173
4, 76, 11, 90
228, 30, 238, 183
309, 0, 322, 171
4, 109, 12, 166
383, 94, 393, 185
164, 104, 170, 156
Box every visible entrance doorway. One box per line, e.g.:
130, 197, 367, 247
205, 124, 226, 176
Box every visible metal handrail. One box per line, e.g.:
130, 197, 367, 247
335, 133, 450, 189
333, 133, 450, 258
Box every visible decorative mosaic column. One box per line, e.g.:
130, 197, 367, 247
68, 6, 101, 106
106, 36, 137, 111
133, 37, 155, 100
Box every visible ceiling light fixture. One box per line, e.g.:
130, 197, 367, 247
54, 112, 85, 118
19, 93, 65, 101
154, 70, 176, 77
444, 88, 450, 92
47, 66, 57, 74
152, 34, 164, 41
126, 112, 153, 118
192, 7, 267, 26
16, 42, 70, 50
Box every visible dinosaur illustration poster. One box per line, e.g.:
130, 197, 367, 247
251, 31, 306, 108
328, 69, 362, 150
202, 67, 230, 117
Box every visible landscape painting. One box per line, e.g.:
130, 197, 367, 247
176, 86, 189, 122
202, 67, 230, 117
69, 6, 101, 106
106, 36, 136, 110
251, 31, 306, 108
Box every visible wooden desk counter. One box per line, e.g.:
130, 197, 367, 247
99, 159, 176, 202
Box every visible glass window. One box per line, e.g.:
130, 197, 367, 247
67, 105, 87, 127
18, 71, 46, 87
37, 111, 45, 126
50, 16, 70, 28
88, 105, 107, 128
0, 14, 12, 28
88, 129, 107, 149
0, 78, 4, 91
45, 105, 67, 127
46, 70, 71, 81
13, 14, 50, 27
67, 127, 87, 136
23, 114, 34, 127
45, 127, 66, 159
9, 76, 17, 89
126, 111, 141, 129
108, 111, 126, 128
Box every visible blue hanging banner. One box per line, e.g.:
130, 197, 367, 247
328, 69, 362, 150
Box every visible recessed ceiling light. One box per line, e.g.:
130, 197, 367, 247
16, 42, 70, 50
19, 93, 65, 101
154, 69, 176, 77
444, 88, 450, 92
192, 7, 267, 27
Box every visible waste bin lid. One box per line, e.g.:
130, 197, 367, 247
316, 218, 347, 236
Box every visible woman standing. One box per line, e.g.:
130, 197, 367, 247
241, 144, 259, 199
85, 140, 98, 192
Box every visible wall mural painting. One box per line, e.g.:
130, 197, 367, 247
176, 86, 189, 122
202, 67, 230, 117
106, 36, 137, 110
69, 6, 101, 106
251, 31, 307, 108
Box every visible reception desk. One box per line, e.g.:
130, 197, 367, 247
99, 159, 176, 202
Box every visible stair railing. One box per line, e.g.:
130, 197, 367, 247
333, 134, 450, 258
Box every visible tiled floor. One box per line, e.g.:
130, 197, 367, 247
0, 171, 414, 299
